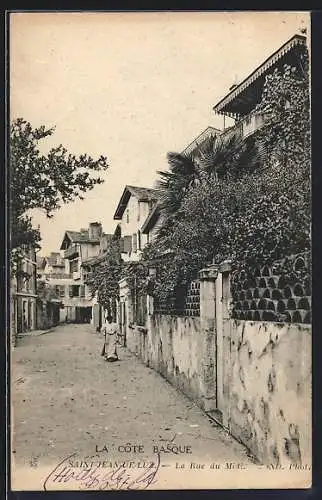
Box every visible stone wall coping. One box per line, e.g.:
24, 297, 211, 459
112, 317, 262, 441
199, 264, 218, 280
219, 260, 232, 273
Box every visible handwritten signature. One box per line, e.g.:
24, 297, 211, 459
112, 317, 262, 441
43, 452, 160, 491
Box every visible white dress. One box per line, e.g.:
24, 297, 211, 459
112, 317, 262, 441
102, 321, 118, 360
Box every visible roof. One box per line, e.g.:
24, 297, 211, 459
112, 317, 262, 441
43, 252, 63, 266
182, 126, 221, 156
60, 230, 102, 250
141, 202, 161, 234
113, 185, 161, 220
81, 253, 106, 267
213, 34, 307, 117
65, 230, 91, 242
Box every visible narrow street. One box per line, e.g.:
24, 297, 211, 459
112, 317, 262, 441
12, 324, 258, 490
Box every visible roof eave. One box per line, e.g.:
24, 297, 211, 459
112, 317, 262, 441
60, 232, 72, 250
141, 208, 160, 234
213, 34, 307, 115
113, 187, 132, 220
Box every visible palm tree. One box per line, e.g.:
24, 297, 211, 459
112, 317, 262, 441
196, 133, 262, 180
155, 129, 263, 246
156, 151, 197, 222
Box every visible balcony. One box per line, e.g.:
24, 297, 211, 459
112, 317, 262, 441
45, 273, 72, 279
64, 245, 79, 259
221, 111, 268, 143
242, 112, 267, 139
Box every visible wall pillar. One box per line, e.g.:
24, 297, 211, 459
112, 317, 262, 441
199, 264, 218, 412
218, 260, 232, 428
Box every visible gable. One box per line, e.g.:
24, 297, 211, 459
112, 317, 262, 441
114, 185, 161, 220
60, 233, 73, 250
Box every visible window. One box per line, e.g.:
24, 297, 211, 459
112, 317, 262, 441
138, 230, 141, 250
70, 259, 78, 273
126, 209, 129, 223
69, 285, 80, 297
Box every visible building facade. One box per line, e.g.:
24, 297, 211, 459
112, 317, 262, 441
81, 233, 114, 332
140, 201, 163, 244
12, 246, 38, 338
113, 185, 160, 261
213, 34, 307, 140
37, 251, 71, 324
59, 222, 104, 323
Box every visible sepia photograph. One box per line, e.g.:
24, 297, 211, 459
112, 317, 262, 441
9, 11, 311, 490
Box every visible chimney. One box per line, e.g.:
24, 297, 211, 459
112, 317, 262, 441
89, 222, 102, 240
229, 74, 239, 91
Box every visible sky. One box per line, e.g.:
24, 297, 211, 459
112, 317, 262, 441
10, 11, 310, 256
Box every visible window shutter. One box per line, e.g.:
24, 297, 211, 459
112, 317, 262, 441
123, 235, 132, 253
80, 285, 85, 298
69, 285, 73, 298
138, 230, 141, 250
60, 286, 65, 297
132, 233, 137, 253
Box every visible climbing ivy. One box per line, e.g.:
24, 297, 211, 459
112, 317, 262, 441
139, 48, 310, 302
88, 47, 311, 307
85, 239, 123, 310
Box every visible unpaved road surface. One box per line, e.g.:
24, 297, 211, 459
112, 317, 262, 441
11, 324, 256, 490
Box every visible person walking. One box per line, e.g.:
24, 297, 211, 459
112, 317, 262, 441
101, 314, 119, 362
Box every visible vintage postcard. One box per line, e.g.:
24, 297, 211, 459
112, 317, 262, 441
9, 11, 311, 491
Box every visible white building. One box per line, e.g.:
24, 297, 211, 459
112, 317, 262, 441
113, 185, 161, 261
59, 222, 104, 323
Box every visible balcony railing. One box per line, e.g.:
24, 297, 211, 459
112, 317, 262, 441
64, 245, 79, 259
221, 111, 268, 143
242, 112, 267, 138
45, 273, 73, 279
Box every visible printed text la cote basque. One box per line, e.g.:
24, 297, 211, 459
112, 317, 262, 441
95, 443, 192, 454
